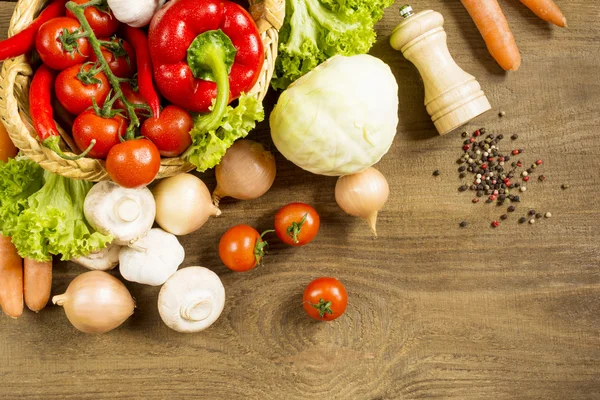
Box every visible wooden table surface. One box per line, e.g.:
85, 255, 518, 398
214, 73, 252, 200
1, 1, 599, 399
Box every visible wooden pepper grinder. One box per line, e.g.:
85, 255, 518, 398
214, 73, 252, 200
390, 5, 491, 135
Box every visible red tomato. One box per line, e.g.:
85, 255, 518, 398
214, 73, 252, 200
219, 225, 269, 272
36, 17, 90, 70
303, 277, 348, 321
116, 82, 151, 122
141, 105, 193, 157
55, 63, 110, 115
91, 37, 137, 78
72, 110, 127, 159
274, 203, 320, 246
66, 0, 120, 37
106, 139, 161, 188
0, 122, 17, 162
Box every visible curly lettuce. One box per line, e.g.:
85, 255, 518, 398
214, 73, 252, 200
185, 93, 264, 172
0, 159, 112, 261
272, 0, 393, 90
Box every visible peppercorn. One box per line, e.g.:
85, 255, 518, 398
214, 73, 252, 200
519, 217, 527, 224
562, 184, 570, 190
523, 176, 530, 182
508, 205, 516, 213
459, 173, 466, 179
529, 219, 535, 225
459, 185, 468, 192
500, 214, 508, 220
545, 212, 552, 218
460, 221, 469, 228
491, 221, 500, 228
536, 160, 543, 165
528, 210, 536, 216
539, 175, 546, 182
472, 198, 479, 204
511, 134, 519, 140
536, 213, 543, 219
462, 131, 468, 138
433, 170, 441, 176
458, 166, 466, 172
499, 111, 506, 117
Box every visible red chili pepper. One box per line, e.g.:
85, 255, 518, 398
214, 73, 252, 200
30, 64, 94, 160
148, 0, 264, 113
122, 26, 161, 119
0, 0, 67, 62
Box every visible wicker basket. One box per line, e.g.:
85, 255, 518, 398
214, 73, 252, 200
0, 0, 285, 182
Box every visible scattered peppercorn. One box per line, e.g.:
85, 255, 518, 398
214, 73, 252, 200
523, 176, 530, 182
508, 205, 516, 213
462, 131, 468, 138
459, 185, 468, 192
529, 219, 535, 225
460, 221, 469, 228
433, 170, 441, 176
472, 198, 479, 204
519, 217, 527, 224
536, 160, 543, 165
538, 175, 546, 182
536, 213, 543, 219
499, 111, 506, 117
528, 210, 536, 216
500, 214, 508, 220
545, 212, 552, 218
520, 187, 527, 192
562, 184, 570, 190
511, 134, 519, 140
491, 221, 500, 228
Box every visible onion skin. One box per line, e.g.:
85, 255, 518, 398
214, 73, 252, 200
52, 271, 135, 334
213, 140, 276, 206
153, 174, 221, 236
335, 167, 390, 237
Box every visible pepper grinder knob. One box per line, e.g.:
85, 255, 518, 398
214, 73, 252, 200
390, 5, 491, 135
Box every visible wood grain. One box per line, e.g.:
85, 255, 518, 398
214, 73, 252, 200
1, 0, 600, 399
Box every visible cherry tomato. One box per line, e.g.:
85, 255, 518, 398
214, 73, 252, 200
274, 203, 320, 246
55, 63, 110, 115
303, 277, 348, 321
91, 37, 137, 78
0, 122, 17, 162
66, 0, 120, 37
141, 105, 193, 157
219, 225, 271, 272
116, 82, 150, 122
106, 139, 161, 188
36, 17, 90, 70
73, 110, 127, 159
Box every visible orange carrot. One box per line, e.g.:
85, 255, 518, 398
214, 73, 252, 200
461, 0, 522, 71
519, 0, 566, 27
24, 258, 52, 312
0, 236, 23, 318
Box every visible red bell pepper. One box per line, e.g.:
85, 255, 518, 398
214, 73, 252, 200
148, 0, 264, 117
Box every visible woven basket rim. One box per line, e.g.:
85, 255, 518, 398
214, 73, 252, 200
0, 0, 282, 182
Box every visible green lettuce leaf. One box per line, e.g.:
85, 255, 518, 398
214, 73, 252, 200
0, 158, 44, 238
185, 93, 265, 172
272, 0, 393, 90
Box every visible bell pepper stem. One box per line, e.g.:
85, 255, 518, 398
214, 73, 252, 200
194, 51, 230, 133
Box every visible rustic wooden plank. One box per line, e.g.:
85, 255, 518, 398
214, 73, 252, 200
1, 0, 599, 399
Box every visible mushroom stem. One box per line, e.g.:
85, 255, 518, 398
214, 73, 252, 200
180, 297, 213, 322
116, 197, 141, 223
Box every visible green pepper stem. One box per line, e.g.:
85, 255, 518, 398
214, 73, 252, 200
193, 51, 231, 133
66, 1, 140, 140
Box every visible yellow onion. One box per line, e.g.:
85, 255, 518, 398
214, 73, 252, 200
52, 271, 135, 334
213, 140, 276, 206
335, 167, 390, 237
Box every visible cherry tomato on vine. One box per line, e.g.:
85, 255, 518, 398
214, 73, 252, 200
106, 139, 161, 188
36, 17, 90, 70
303, 277, 348, 322
73, 110, 127, 159
219, 225, 272, 272
274, 203, 320, 246
141, 105, 193, 157
116, 82, 150, 122
91, 37, 137, 78
66, 0, 120, 37
55, 63, 110, 115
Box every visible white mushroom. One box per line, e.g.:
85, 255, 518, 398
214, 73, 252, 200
119, 228, 185, 286
71, 243, 122, 271
158, 267, 225, 333
84, 181, 155, 246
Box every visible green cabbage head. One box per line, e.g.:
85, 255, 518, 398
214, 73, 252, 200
270, 55, 398, 176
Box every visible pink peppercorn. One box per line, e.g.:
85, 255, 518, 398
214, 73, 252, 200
512, 150, 520, 155
463, 145, 470, 151
523, 176, 530, 182
481, 163, 488, 169
536, 160, 543, 165
492, 221, 500, 228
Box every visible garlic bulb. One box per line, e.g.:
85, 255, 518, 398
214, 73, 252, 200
84, 181, 155, 246
107, 0, 165, 28
158, 267, 225, 333
335, 167, 390, 237
119, 229, 185, 286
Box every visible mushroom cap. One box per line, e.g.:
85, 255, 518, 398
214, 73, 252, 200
71, 243, 122, 271
158, 267, 225, 333
119, 229, 184, 286
84, 181, 156, 246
